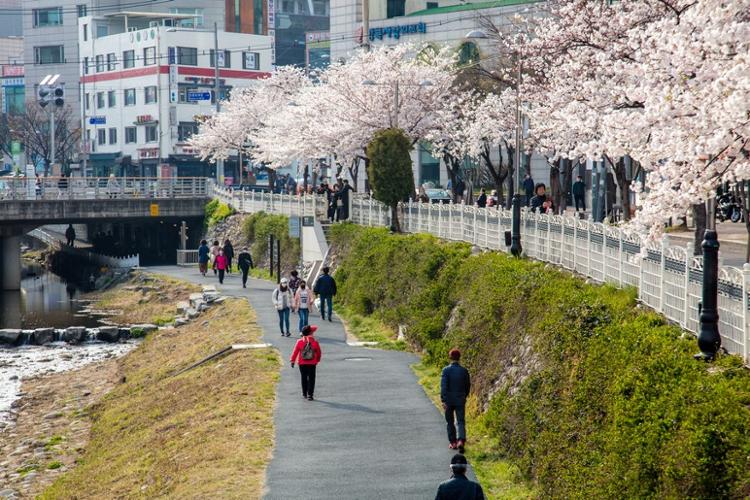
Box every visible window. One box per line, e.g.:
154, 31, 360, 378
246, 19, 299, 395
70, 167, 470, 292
96, 92, 104, 109
107, 53, 116, 71
145, 125, 158, 142
177, 47, 197, 66
426, 1, 438, 8
178, 122, 199, 142
122, 50, 135, 69
108, 128, 117, 145
83, 24, 88, 41
95, 54, 104, 72
96, 25, 108, 37
125, 127, 137, 144
457, 41, 480, 67
83, 56, 89, 74
386, 0, 405, 18
209, 50, 231, 68
170, 8, 204, 28
5, 86, 24, 115
97, 129, 106, 145
34, 45, 64, 64
243, 52, 259, 70
33, 7, 63, 27
108, 91, 116, 107
313, 0, 327, 15
77, 4, 87, 17
85, 93, 90, 111
143, 47, 156, 66
125, 88, 136, 106
419, 142, 440, 186
144, 86, 157, 104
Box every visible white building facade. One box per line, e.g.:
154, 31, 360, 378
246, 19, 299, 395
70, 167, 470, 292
78, 12, 273, 177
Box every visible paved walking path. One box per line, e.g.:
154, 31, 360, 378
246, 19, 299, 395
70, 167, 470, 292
149, 266, 464, 499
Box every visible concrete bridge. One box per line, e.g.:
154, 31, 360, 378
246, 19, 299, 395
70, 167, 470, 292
0, 177, 208, 290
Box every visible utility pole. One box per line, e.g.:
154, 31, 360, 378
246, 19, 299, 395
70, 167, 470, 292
49, 107, 55, 170
214, 22, 224, 186
362, 0, 370, 51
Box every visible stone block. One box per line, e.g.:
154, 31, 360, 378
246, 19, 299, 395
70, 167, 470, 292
0, 329, 21, 345
62, 327, 87, 344
130, 324, 157, 334
176, 301, 191, 314
32, 328, 55, 345
97, 326, 120, 343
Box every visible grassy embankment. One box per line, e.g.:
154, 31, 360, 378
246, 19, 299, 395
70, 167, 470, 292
41, 276, 279, 499
329, 223, 750, 499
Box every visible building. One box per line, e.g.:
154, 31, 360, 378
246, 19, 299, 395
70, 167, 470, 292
0, 0, 22, 37
305, 30, 330, 71
78, 11, 273, 177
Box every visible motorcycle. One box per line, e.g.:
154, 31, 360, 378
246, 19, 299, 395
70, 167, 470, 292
716, 192, 742, 223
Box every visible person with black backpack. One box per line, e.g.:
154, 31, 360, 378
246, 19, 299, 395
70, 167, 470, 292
290, 325, 322, 401
435, 454, 485, 500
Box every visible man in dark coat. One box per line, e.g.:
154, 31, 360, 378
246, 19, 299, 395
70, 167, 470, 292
441, 348, 471, 452
313, 266, 337, 322
237, 247, 254, 288
476, 189, 487, 208
65, 224, 76, 246
572, 175, 586, 212
523, 174, 535, 206
223, 240, 235, 274
435, 454, 485, 500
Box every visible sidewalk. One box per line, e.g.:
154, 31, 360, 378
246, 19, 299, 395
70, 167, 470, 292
149, 266, 467, 499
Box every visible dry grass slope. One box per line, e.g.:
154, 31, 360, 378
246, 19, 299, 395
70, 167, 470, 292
40, 298, 279, 499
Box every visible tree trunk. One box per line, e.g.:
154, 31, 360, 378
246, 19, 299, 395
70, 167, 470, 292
613, 157, 632, 221
303, 164, 309, 192
390, 202, 401, 232
550, 159, 563, 214
562, 158, 574, 213
692, 203, 706, 256
737, 182, 750, 263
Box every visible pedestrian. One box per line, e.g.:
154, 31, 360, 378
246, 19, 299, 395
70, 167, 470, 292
290, 325, 322, 401
289, 269, 301, 296
476, 188, 487, 208
523, 174, 535, 206
106, 173, 119, 199
441, 348, 471, 452
65, 224, 76, 246
572, 175, 586, 213
198, 239, 210, 276
210, 240, 220, 275
530, 183, 549, 213
454, 177, 466, 204
273, 277, 293, 337
435, 454, 485, 500
215, 249, 228, 284
339, 179, 352, 220
223, 239, 234, 274
237, 247, 254, 288
313, 266, 337, 322
293, 280, 313, 333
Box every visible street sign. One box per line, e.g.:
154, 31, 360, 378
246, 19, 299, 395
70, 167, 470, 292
302, 216, 314, 227
288, 216, 301, 238
150, 203, 160, 216
186, 91, 211, 102
89, 116, 105, 125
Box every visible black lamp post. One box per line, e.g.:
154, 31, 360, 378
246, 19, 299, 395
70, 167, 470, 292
696, 198, 721, 360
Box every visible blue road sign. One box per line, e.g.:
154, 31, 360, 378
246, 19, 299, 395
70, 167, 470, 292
89, 116, 106, 125
187, 91, 211, 102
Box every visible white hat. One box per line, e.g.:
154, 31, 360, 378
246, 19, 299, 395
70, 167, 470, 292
280, 278, 288, 284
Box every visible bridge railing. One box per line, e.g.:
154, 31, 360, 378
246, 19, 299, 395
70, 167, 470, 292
28, 228, 139, 268
0, 177, 207, 201
209, 183, 749, 365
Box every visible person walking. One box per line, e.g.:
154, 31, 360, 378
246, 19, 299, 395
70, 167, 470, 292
441, 349, 471, 452
65, 224, 76, 247
289, 270, 301, 296
293, 280, 313, 333
313, 266, 337, 322
273, 277, 293, 337
223, 239, 235, 274
237, 247, 254, 288
476, 189, 487, 208
523, 174, 535, 206
290, 325, 322, 400
435, 454, 485, 500
572, 175, 586, 213
215, 249, 228, 284
210, 240, 220, 275
198, 239, 210, 276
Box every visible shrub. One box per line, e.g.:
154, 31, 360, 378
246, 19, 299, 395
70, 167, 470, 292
329, 224, 750, 499
242, 212, 300, 273
204, 199, 235, 228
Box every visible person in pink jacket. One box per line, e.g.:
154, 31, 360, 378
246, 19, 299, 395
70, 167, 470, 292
214, 249, 228, 284
290, 325, 322, 400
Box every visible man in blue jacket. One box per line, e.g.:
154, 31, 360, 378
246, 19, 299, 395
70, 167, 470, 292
435, 454, 484, 500
441, 348, 471, 452
313, 266, 337, 322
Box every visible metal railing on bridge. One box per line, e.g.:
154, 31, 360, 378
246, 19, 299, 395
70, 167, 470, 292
207, 183, 750, 365
0, 176, 208, 201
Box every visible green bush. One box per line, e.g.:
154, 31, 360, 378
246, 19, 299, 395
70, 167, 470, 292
204, 199, 235, 228
242, 212, 300, 274
329, 224, 750, 499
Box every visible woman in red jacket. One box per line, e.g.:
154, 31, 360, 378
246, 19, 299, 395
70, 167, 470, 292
215, 249, 228, 284
290, 325, 322, 400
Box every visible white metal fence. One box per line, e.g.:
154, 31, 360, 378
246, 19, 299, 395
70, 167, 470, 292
0, 177, 208, 201
29, 228, 140, 268
209, 184, 749, 365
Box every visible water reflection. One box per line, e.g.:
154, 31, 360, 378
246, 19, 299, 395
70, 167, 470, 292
0, 264, 100, 329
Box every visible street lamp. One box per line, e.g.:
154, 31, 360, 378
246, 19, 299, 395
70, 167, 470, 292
466, 29, 523, 256
696, 194, 722, 360
168, 23, 223, 184
362, 78, 433, 129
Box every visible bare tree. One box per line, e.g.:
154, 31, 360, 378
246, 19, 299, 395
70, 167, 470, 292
11, 104, 80, 176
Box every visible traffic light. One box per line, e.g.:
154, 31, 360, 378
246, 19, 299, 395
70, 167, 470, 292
53, 84, 64, 107
38, 86, 50, 107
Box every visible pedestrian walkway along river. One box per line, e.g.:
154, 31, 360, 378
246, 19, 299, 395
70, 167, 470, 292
149, 265, 471, 499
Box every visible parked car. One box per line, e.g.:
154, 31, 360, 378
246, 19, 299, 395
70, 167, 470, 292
425, 188, 452, 204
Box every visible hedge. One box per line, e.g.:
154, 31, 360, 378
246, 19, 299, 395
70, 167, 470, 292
329, 223, 750, 499
242, 212, 300, 274
204, 199, 235, 228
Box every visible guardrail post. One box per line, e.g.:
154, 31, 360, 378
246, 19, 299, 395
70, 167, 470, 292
659, 235, 669, 313
743, 263, 750, 364
586, 217, 592, 276
684, 243, 692, 327
618, 228, 624, 285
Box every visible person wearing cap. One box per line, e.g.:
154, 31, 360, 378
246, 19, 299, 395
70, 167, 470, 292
272, 278, 293, 337
441, 348, 471, 452
290, 325, 322, 400
435, 454, 484, 500
237, 247, 254, 288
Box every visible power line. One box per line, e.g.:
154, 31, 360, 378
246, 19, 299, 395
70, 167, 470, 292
0, 0, 177, 15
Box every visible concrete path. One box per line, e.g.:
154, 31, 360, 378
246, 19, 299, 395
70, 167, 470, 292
149, 266, 465, 499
